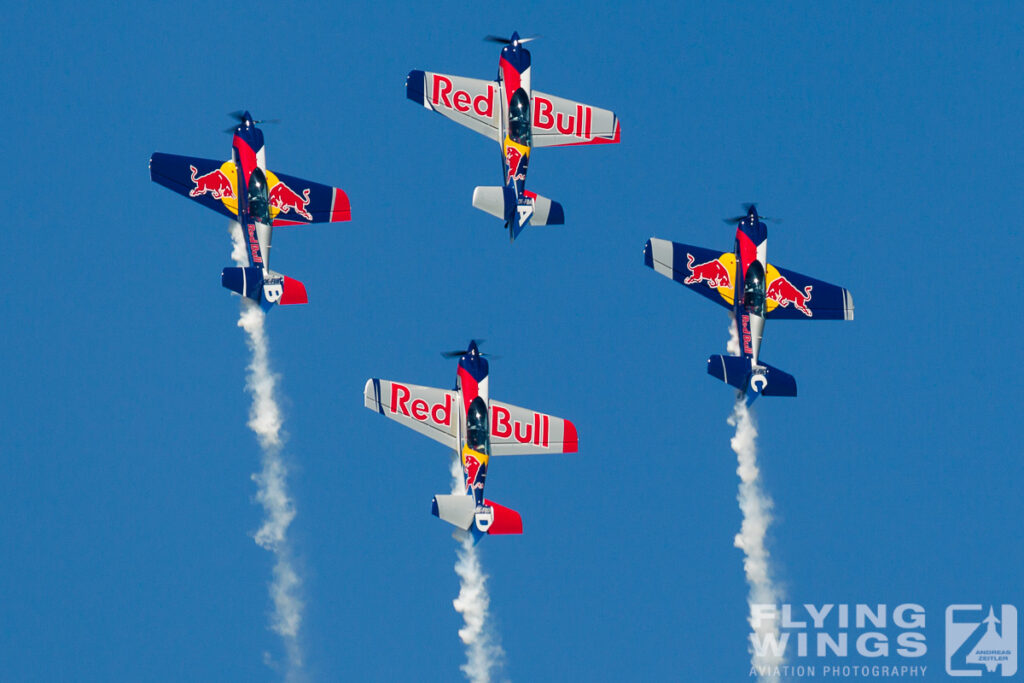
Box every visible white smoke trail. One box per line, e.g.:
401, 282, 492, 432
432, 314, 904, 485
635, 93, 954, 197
230, 223, 304, 680
727, 315, 784, 681
449, 456, 505, 683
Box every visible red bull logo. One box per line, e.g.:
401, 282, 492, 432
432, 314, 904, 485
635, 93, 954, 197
505, 145, 525, 183
463, 453, 484, 492
431, 75, 496, 117
246, 223, 263, 265
389, 383, 453, 426
269, 181, 313, 221
684, 253, 732, 289
492, 406, 550, 447
534, 97, 594, 139
767, 277, 813, 317
189, 165, 234, 199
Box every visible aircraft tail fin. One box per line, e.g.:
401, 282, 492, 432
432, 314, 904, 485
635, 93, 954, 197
221, 267, 308, 307
707, 354, 797, 401
431, 494, 522, 536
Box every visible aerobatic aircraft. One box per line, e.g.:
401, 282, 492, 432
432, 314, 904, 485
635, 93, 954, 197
406, 32, 620, 241
644, 205, 854, 403
364, 340, 578, 538
149, 111, 351, 309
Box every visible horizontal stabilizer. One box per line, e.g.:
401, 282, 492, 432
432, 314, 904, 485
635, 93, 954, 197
707, 355, 797, 399
431, 494, 475, 530
523, 191, 564, 227
222, 266, 263, 302
221, 268, 307, 307
472, 185, 515, 221
484, 499, 523, 535
430, 495, 522, 535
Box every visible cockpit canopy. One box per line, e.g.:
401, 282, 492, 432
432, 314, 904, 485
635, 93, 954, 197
247, 168, 270, 224
743, 261, 766, 316
508, 88, 531, 147
466, 396, 490, 454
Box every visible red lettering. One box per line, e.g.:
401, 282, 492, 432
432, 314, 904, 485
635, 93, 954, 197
514, 420, 533, 444
742, 315, 753, 354
432, 74, 453, 108
543, 414, 549, 447
575, 105, 583, 137
453, 90, 470, 112
411, 399, 428, 421
431, 393, 452, 426
473, 85, 494, 117
533, 412, 541, 445
492, 405, 512, 438
584, 106, 592, 139
534, 97, 553, 129
556, 110, 575, 135
390, 383, 411, 415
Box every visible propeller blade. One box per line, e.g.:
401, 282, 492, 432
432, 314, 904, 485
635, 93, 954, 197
484, 35, 511, 44
440, 339, 488, 359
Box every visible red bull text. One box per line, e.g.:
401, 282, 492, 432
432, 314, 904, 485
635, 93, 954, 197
388, 382, 551, 448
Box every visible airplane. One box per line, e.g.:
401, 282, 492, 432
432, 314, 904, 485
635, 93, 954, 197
406, 32, 620, 241
364, 340, 578, 539
644, 204, 854, 403
149, 111, 351, 310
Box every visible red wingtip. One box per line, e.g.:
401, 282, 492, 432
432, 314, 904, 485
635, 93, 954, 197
563, 419, 578, 453
280, 276, 308, 305
331, 188, 351, 222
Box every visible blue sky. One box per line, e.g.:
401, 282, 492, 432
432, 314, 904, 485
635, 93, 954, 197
2, 2, 1022, 681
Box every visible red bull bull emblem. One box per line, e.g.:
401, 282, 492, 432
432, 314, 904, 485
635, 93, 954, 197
464, 453, 483, 491
269, 181, 313, 221
767, 276, 813, 317
189, 165, 234, 199
684, 253, 732, 289
506, 146, 525, 184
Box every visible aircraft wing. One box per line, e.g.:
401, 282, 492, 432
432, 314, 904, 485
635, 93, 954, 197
644, 238, 735, 310
530, 90, 620, 147
764, 265, 854, 320
489, 399, 577, 455
266, 169, 351, 226
149, 153, 239, 220
406, 70, 501, 140
150, 152, 350, 226
364, 379, 458, 448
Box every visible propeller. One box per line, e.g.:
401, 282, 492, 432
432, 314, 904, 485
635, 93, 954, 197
723, 203, 782, 224
223, 111, 281, 132
441, 339, 495, 359
484, 34, 540, 46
